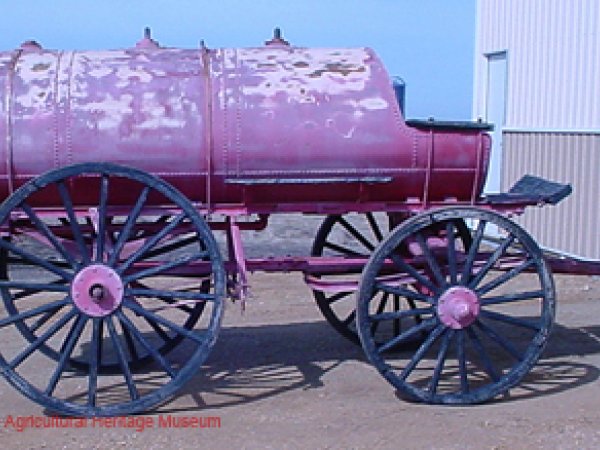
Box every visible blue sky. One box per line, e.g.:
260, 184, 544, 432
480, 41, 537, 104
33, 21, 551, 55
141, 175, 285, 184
0, 0, 476, 119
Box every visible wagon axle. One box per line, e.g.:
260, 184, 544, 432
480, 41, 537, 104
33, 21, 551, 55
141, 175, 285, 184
437, 286, 480, 330
71, 265, 124, 317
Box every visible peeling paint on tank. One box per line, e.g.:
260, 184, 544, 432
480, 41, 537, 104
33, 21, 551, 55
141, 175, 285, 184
137, 116, 186, 130
359, 97, 388, 110
114, 66, 153, 88
17, 54, 56, 82
78, 94, 134, 131
236, 48, 373, 99
15, 85, 49, 108
88, 67, 113, 78
344, 97, 389, 110
78, 50, 130, 62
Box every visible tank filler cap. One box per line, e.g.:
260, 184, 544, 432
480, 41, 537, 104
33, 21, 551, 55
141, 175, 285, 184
265, 27, 290, 47
135, 27, 160, 49
20, 40, 43, 52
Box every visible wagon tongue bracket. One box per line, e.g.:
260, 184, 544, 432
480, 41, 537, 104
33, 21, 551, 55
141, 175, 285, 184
226, 217, 250, 311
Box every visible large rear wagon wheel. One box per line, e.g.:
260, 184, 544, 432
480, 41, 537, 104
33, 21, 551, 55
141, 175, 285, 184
357, 207, 555, 404
0, 163, 225, 416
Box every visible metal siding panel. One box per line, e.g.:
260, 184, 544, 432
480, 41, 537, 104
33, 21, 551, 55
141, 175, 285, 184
474, 0, 600, 129
503, 132, 600, 258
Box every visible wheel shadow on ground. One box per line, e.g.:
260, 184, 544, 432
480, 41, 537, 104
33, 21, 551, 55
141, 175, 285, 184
153, 319, 600, 414
476, 322, 600, 405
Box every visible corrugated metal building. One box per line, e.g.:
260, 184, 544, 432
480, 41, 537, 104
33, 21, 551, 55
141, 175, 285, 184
472, 0, 600, 257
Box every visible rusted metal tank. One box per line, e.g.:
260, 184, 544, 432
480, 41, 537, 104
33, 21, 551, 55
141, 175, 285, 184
0, 30, 490, 210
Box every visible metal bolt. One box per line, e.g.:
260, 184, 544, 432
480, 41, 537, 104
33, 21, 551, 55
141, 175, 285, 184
453, 303, 470, 320
89, 284, 104, 302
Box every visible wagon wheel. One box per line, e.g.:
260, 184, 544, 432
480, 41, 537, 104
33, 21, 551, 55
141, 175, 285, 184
0, 163, 225, 416
357, 207, 554, 404
311, 213, 471, 346
2, 220, 210, 372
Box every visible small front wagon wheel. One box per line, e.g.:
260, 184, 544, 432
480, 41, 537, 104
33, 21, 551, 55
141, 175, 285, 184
0, 163, 225, 416
357, 207, 555, 404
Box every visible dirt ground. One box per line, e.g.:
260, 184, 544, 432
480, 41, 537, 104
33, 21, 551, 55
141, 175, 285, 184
2, 216, 600, 449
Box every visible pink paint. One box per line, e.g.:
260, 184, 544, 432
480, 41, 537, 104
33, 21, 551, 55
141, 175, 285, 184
71, 264, 124, 317
437, 286, 480, 329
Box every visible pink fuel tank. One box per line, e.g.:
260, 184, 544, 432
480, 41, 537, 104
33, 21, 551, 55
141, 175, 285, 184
0, 33, 490, 211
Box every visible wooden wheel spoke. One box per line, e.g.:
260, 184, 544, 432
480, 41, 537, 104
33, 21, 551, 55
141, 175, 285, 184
369, 306, 433, 322
445, 222, 458, 284
141, 314, 172, 343
325, 291, 353, 305
88, 318, 102, 407
119, 317, 140, 361
141, 234, 200, 261
457, 330, 469, 394
479, 309, 540, 331
375, 282, 433, 304
0, 280, 70, 292
468, 235, 516, 288
95, 174, 109, 262
476, 259, 536, 295
399, 324, 446, 381
323, 241, 365, 257
370, 292, 389, 335
428, 329, 455, 396
466, 327, 500, 382
45, 314, 88, 396
116, 310, 177, 378
342, 310, 356, 326
8, 309, 78, 369
415, 232, 446, 287
122, 251, 208, 283
57, 182, 90, 264
461, 220, 486, 285
118, 212, 187, 273
389, 253, 438, 294
481, 290, 545, 306
366, 212, 384, 242
107, 186, 150, 266
20, 203, 79, 269
0, 298, 71, 328
29, 304, 66, 333
106, 317, 139, 401
377, 317, 437, 354
337, 217, 375, 252
393, 295, 401, 336
475, 320, 524, 361
125, 300, 206, 345
0, 239, 72, 281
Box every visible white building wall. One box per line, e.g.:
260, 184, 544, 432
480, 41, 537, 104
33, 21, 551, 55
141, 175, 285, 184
473, 0, 600, 130
473, 0, 600, 258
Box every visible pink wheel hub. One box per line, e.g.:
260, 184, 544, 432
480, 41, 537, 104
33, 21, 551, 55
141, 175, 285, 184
437, 286, 480, 329
71, 264, 124, 317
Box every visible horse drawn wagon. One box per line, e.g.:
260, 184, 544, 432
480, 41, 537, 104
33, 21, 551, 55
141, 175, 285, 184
0, 29, 578, 416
